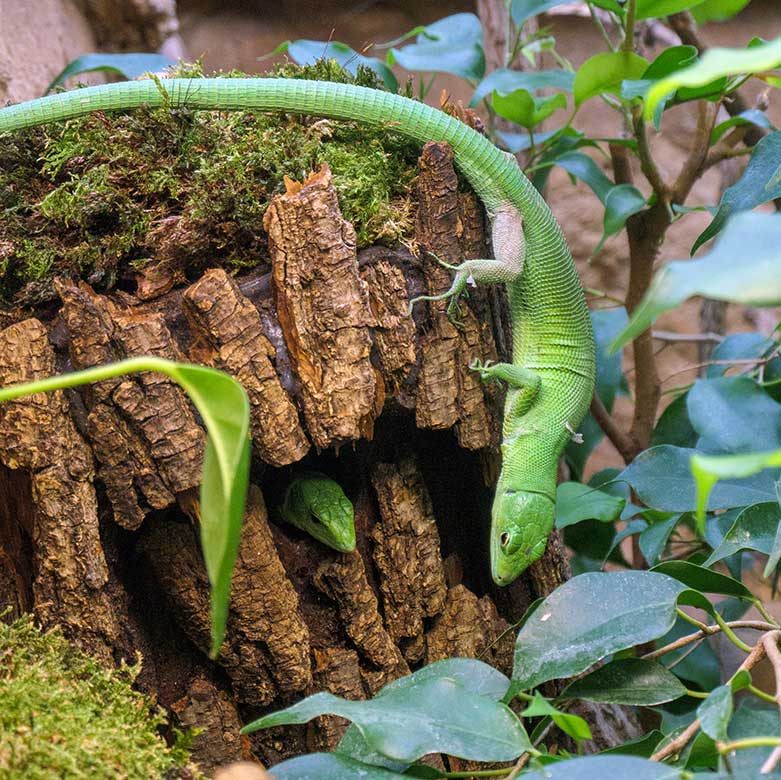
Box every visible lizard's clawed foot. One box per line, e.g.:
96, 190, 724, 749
407, 269, 470, 328
469, 358, 496, 382
426, 250, 461, 271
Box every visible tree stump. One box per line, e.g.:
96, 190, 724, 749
0, 137, 620, 771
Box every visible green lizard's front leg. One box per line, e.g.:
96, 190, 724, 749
279, 473, 356, 553
409, 206, 525, 320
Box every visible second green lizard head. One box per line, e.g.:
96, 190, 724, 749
280, 473, 356, 553
490, 489, 554, 586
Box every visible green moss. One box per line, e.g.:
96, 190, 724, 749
0, 62, 420, 305
0, 615, 199, 780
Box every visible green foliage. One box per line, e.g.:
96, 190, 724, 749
0, 615, 198, 780
46, 52, 175, 93
0, 358, 250, 657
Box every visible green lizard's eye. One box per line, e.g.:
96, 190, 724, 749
500, 531, 510, 547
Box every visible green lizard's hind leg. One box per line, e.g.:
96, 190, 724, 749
408, 206, 524, 322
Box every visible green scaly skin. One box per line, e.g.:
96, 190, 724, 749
280, 473, 356, 553
0, 77, 596, 584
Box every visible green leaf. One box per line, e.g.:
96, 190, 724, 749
471, 68, 574, 106
521, 693, 592, 741
268, 753, 407, 780
512, 571, 687, 691
511, 0, 626, 26
594, 184, 647, 254
0, 358, 250, 658
281, 40, 398, 91
691, 0, 752, 23
711, 108, 776, 144
703, 502, 781, 566
518, 755, 687, 779
377, 658, 510, 700
687, 376, 781, 454
46, 53, 175, 93
389, 14, 485, 81
555, 482, 625, 529
601, 731, 665, 758
242, 677, 530, 762
728, 699, 781, 777
645, 38, 781, 121
651, 560, 754, 599
691, 450, 781, 527
657, 617, 721, 690
651, 394, 697, 448
574, 51, 649, 107
562, 658, 687, 706
698, 685, 733, 742
635, 0, 708, 19
609, 212, 781, 353
706, 333, 775, 377
694, 132, 781, 253
639, 515, 681, 564
554, 151, 615, 203
622, 445, 779, 512
493, 89, 567, 130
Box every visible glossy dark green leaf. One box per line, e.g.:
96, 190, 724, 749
687, 376, 781, 453
554, 151, 615, 202
562, 658, 686, 705
243, 677, 530, 762
711, 109, 776, 144
336, 726, 407, 773
519, 755, 687, 780
595, 184, 646, 253
704, 502, 781, 566
282, 40, 397, 91
706, 333, 774, 377
521, 693, 592, 741
639, 515, 680, 565
609, 212, 781, 352
651, 393, 697, 448
601, 731, 665, 758
621, 445, 778, 512
493, 89, 567, 130
698, 685, 733, 742
694, 132, 781, 253
574, 52, 649, 107
471, 68, 574, 106
692, 0, 752, 22
657, 617, 721, 690
651, 561, 753, 599
555, 482, 625, 529
377, 658, 510, 700
645, 38, 781, 121
46, 53, 174, 93
727, 699, 781, 777
510, 0, 626, 25
512, 571, 687, 690
389, 14, 485, 81
268, 753, 408, 780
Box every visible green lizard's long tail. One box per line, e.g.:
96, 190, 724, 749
0, 78, 550, 228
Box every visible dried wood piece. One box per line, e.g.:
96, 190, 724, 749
413, 142, 498, 448
425, 585, 513, 675
313, 552, 408, 679
264, 166, 377, 449
182, 268, 310, 466
370, 458, 447, 661
358, 248, 417, 402
57, 281, 204, 527
0, 318, 121, 662
142, 486, 311, 705
308, 648, 365, 751
172, 676, 249, 771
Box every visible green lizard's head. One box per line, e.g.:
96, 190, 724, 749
491, 490, 554, 586
295, 475, 357, 553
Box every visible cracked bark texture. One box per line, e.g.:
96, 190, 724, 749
0, 143, 636, 771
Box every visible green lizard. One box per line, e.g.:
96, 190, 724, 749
0, 76, 596, 585
279, 473, 356, 553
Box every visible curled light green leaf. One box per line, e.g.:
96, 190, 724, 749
0, 357, 250, 657
644, 38, 781, 122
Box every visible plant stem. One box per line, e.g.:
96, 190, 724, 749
715, 612, 753, 654
621, 0, 637, 53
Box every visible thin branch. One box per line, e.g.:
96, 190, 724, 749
652, 330, 724, 343
661, 354, 777, 383
672, 99, 720, 203
642, 621, 777, 661
760, 632, 781, 774
590, 395, 636, 465
632, 106, 669, 197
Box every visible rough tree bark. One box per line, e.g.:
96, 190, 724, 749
0, 142, 640, 772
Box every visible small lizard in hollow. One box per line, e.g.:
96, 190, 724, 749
0, 76, 596, 584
